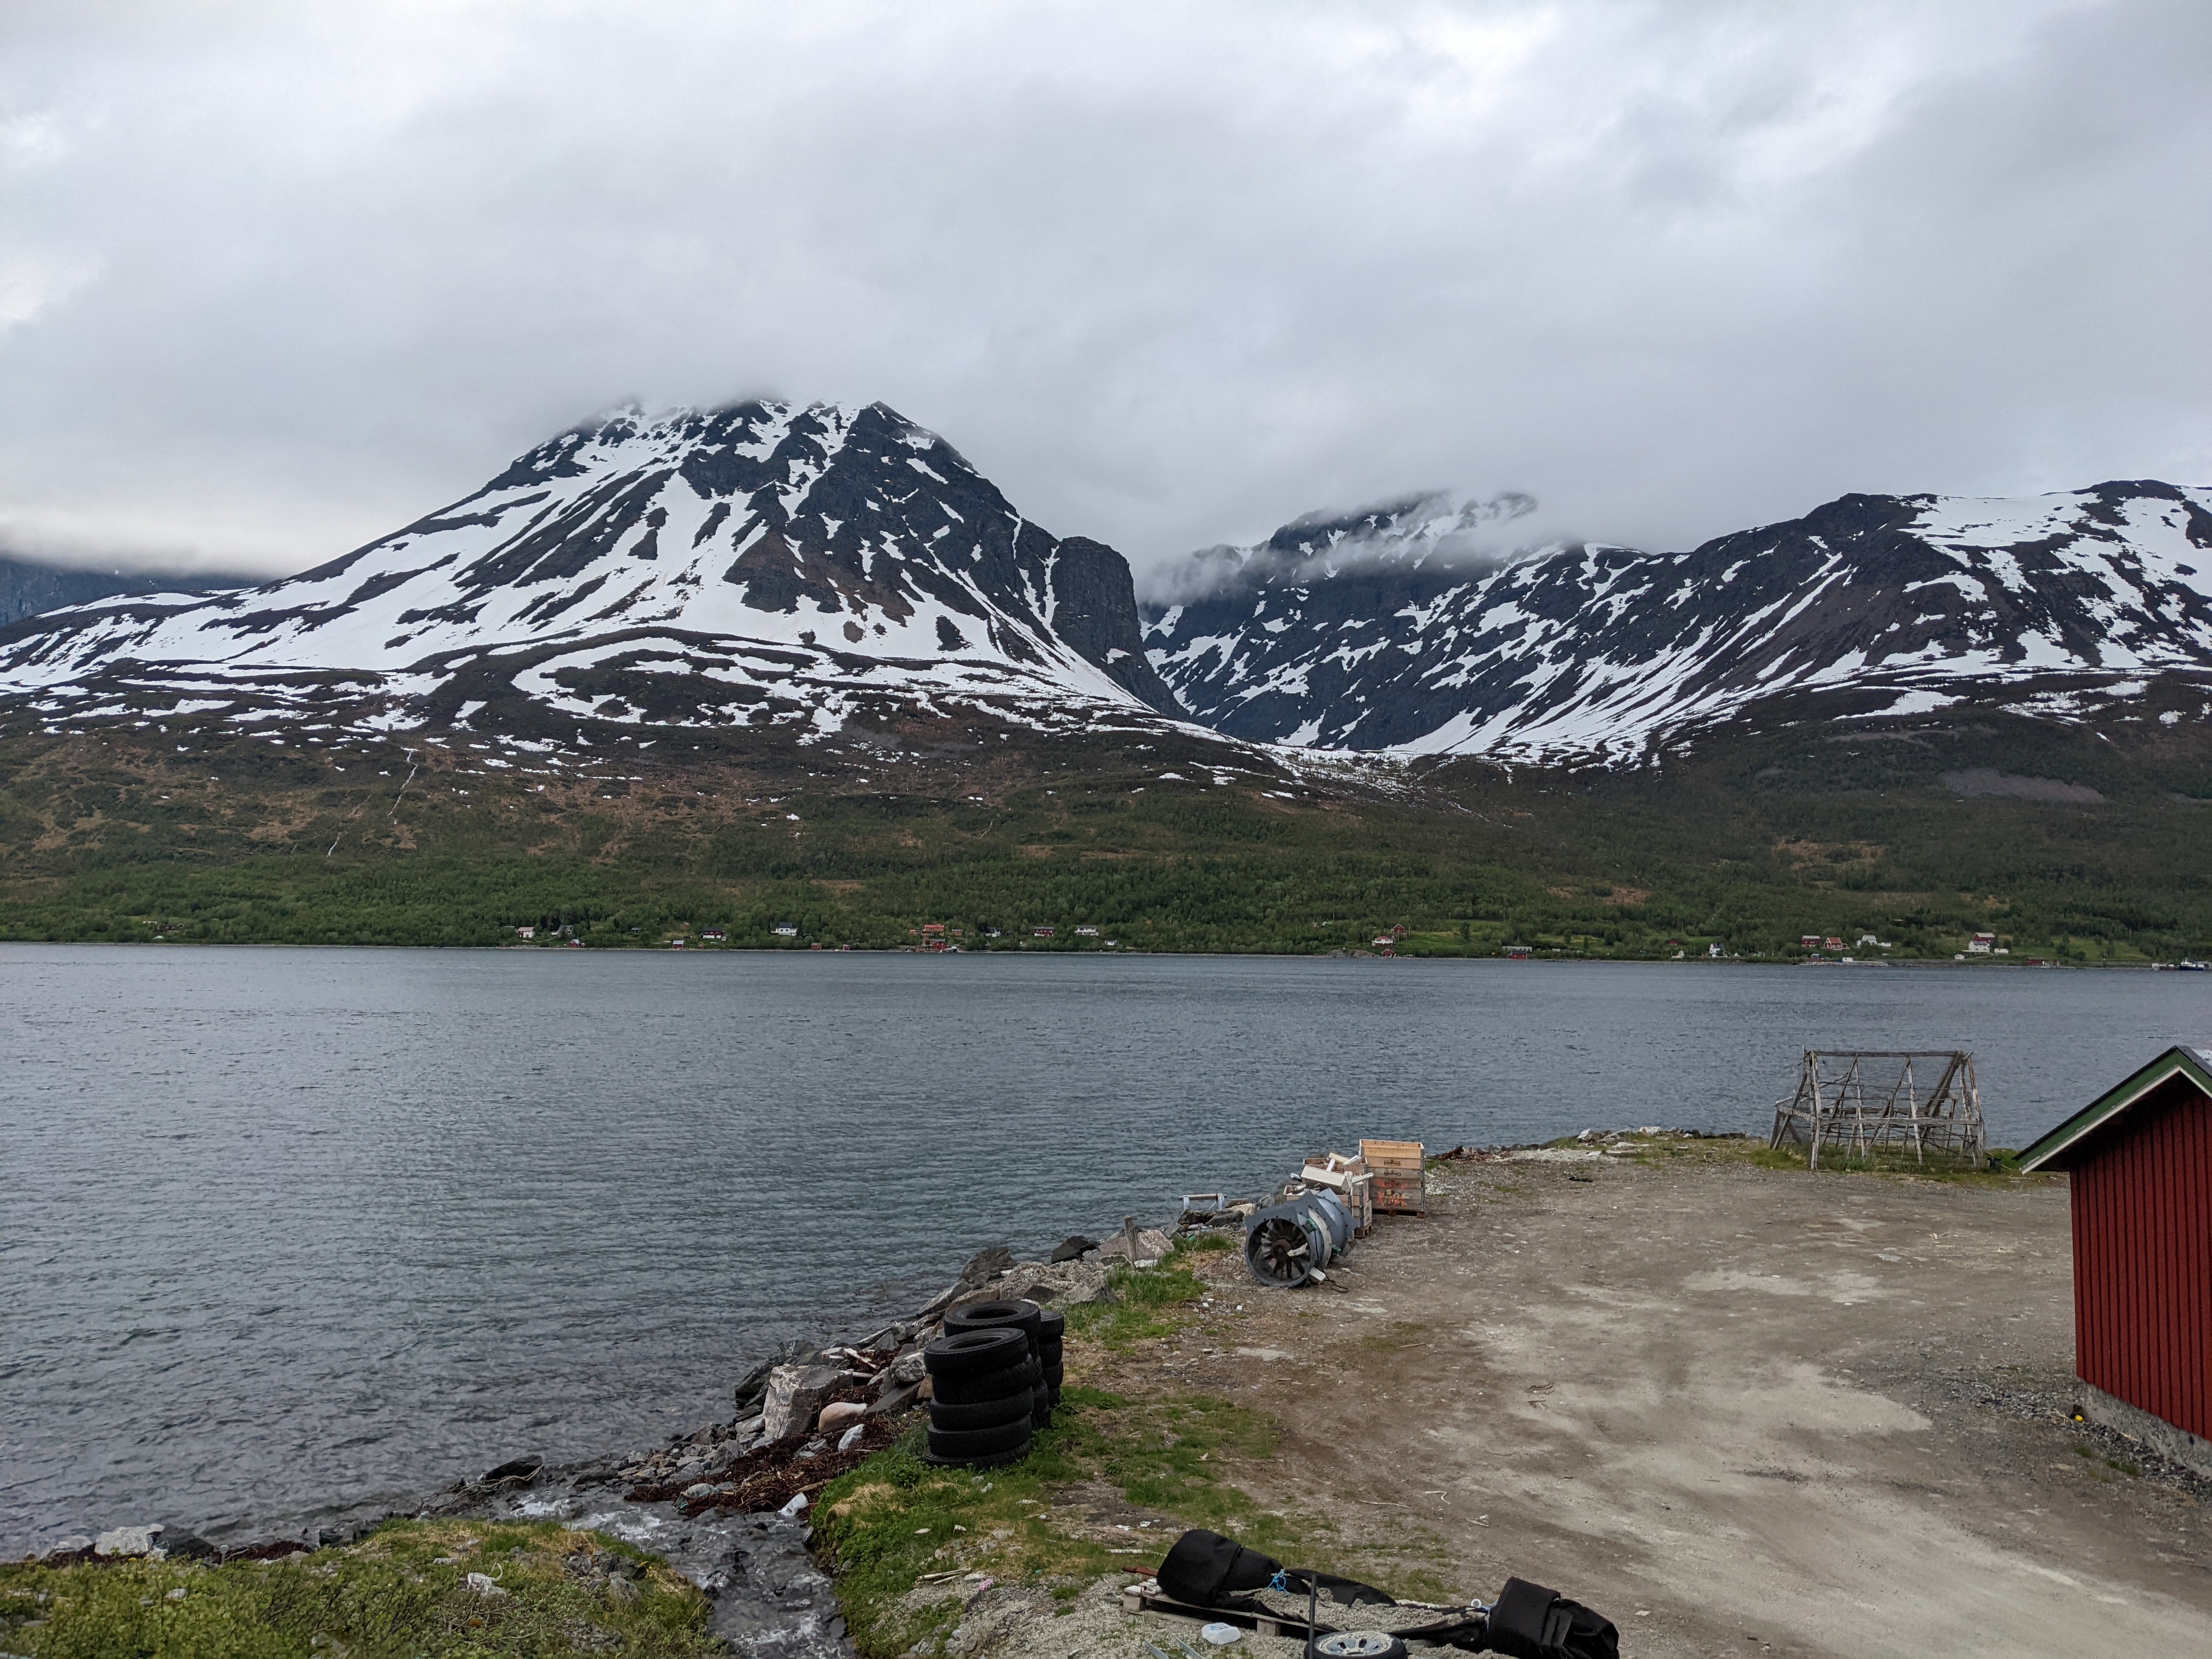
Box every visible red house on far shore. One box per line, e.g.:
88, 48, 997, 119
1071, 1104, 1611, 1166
2019, 1046, 2212, 1472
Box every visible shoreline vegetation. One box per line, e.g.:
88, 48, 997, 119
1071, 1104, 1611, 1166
5, 1134, 2121, 1659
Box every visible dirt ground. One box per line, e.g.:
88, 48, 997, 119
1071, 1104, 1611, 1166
1080, 1146, 2211, 1659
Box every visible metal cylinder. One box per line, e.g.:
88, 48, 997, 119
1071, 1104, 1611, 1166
1243, 1190, 1352, 1288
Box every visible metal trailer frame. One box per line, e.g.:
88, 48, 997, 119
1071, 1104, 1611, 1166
1769, 1049, 1985, 1170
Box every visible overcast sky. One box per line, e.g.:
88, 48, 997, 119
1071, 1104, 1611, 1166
2, 0, 2208, 584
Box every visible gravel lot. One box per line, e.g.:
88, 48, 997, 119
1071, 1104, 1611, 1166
1080, 1143, 2210, 1659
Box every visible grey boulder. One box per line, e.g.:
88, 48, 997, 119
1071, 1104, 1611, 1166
760, 1363, 847, 1442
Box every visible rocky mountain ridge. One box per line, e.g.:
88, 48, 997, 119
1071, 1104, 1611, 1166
4, 400, 2209, 770
0, 400, 1180, 744
0, 551, 251, 629
1142, 481, 2212, 761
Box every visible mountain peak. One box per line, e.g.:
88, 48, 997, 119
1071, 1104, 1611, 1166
1144, 480, 2212, 759
1, 398, 1183, 738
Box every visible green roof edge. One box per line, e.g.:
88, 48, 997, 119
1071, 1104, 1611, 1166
2016, 1045, 2212, 1172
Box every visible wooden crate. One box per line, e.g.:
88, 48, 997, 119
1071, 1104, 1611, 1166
1359, 1138, 1426, 1214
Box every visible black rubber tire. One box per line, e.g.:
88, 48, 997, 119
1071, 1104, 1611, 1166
927, 1392, 1034, 1432
943, 1300, 1043, 1350
921, 1442, 1032, 1470
1037, 1339, 1063, 1367
1313, 1634, 1409, 1659
1042, 1362, 1064, 1387
1030, 1391, 1053, 1430
927, 1419, 1031, 1460
929, 1356, 1041, 1406
1037, 1310, 1066, 1342
923, 1327, 1028, 1381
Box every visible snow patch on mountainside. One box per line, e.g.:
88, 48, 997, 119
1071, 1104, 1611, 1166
1143, 482, 2212, 761
0, 399, 1186, 742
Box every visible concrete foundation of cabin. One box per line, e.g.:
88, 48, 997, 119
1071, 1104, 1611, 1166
2080, 1381, 2212, 1480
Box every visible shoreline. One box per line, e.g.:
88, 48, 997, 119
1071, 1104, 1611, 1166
14, 1132, 2212, 1659
3, 937, 2185, 967
3, 1128, 1682, 1574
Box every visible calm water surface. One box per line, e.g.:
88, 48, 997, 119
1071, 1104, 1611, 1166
4, 945, 2207, 1554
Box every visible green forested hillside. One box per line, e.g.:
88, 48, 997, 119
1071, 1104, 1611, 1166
1, 705, 2208, 960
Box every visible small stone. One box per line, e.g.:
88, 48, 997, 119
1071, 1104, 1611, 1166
868, 1381, 923, 1417
94, 1525, 164, 1559
1049, 1235, 1100, 1263
960, 1245, 1014, 1282
684, 1482, 717, 1499
40, 1536, 93, 1561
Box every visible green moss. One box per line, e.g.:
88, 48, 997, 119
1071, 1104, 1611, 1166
0, 1519, 721, 1658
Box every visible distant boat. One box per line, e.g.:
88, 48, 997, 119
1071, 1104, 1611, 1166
2157, 960, 2208, 971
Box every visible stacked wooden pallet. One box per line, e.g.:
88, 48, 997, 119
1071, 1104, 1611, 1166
1358, 1138, 1426, 1214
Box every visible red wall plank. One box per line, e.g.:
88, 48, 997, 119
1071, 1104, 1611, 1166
2070, 1076, 2211, 1440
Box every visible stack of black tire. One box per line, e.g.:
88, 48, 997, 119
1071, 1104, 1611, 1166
921, 1298, 1061, 1468
1037, 1308, 1065, 1406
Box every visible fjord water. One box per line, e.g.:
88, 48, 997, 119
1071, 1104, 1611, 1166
4, 945, 2205, 1554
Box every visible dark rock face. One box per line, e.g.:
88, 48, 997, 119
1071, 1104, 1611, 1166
1045, 537, 1181, 714
1143, 481, 2212, 760
0, 551, 252, 629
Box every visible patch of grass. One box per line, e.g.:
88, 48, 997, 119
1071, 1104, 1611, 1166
1063, 1262, 1210, 1350
818, 1249, 1459, 1657
1732, 1139, 2057, 1186
0, 1519, 720, 1658
813, 1413, 1134, 1658
816, 1385, 1438, 1659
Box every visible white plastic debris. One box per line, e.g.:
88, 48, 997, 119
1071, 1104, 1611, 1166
837, 1425, 865, 1452
465, 1571, 507, 1597
1201, 1622, 1243, 1645
778, 1491, 810, 1518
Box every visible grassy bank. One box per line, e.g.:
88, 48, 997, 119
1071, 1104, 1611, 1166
0, 1519, 720, 1658
813, 1238, 1454, 1658
1530, 1130, 2064, 1187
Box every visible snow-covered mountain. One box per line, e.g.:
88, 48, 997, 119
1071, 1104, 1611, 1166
0, 400, 1181, 740
1143, 482, 2212, 761
8, 407, 2210, 771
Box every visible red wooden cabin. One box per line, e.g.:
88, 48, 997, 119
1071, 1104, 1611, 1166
2019, 1046, 2212, 1469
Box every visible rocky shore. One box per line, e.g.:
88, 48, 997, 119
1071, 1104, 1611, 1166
10, 1224, 1172, 1656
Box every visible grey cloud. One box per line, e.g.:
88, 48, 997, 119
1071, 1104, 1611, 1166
0, 0, 2206, 582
